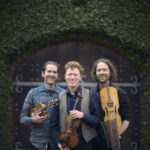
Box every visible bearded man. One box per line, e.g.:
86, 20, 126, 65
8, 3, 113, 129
90, 58, 130, 150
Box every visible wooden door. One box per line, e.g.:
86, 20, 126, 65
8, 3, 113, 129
12, 40, 141, 150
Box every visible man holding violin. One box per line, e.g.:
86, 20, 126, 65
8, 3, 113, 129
90, 58, 130, 150
20, 61, 64, 150
50, 61, 100, 150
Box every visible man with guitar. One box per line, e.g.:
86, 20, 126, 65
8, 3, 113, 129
50, 61, 100, 150
90, 58, 130, 150
20, 61, 64, 150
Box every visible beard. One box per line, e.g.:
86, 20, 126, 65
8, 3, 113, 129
97, 74, 110, 84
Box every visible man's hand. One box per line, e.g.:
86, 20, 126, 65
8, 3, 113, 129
31, 112, 47, 124
58, 143, 70, 150
70, 110, 84, 120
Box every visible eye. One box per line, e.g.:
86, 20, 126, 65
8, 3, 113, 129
68, 73, 72, 76
97, 69, 101, 72
104, 68, 109, 72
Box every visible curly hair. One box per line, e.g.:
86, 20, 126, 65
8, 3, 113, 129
91, 58, 117, 82
64, 61, 84, 75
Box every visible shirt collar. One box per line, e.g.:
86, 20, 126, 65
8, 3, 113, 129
96, 83, 100, 92
96, 82, 113, 91
39, 84, 60, 94
66, 86, 82, 96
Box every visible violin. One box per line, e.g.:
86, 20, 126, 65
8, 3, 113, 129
59, 93, 82, 148
30, 99, 59, 127
100, 85, 121, 150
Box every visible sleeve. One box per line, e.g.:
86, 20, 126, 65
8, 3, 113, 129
50, 105, 60, 144
20, 90, 33, 125
81, 90, 101, 127
118, 88, 130, 121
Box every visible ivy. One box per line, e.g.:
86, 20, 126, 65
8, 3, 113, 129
0, 0, 150, 149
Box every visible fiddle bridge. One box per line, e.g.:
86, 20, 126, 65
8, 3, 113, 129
106, 105, 117, 121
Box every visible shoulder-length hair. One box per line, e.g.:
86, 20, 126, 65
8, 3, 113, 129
91, 58, 118, 82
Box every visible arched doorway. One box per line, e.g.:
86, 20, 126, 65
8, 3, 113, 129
12, 40, 141, 150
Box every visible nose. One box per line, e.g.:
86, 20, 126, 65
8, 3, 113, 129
49, 72, 55, 76
100, 70, 105, 74
70, 74, 74, 79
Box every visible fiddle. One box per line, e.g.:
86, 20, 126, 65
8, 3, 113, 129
100, 85, 121, 150
30, 99, 59, 127
59, 93, 82, 148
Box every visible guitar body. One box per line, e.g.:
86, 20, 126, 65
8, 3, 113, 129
100, 86, 121, 150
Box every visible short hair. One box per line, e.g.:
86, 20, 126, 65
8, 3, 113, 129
91, 58, 117, 82
42, 61, 59, 72
64, 61, 84, 75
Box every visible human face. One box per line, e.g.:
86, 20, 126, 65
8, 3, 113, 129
96, 62, 110, 84
42, 64, 58, 88
65, 68, 81, 90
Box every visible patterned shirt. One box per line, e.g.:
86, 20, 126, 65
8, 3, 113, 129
20, 84, 64, 150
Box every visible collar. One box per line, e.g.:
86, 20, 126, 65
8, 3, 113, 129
97, 83, 114, 91
66, 86, 82, 96
39, 84, 59, 94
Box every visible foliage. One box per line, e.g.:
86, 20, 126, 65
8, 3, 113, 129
0, 0, 149, 149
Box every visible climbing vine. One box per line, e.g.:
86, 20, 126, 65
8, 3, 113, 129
0, 0, 149, 149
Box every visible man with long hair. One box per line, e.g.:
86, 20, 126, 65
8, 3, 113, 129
90, 58, 130, 150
